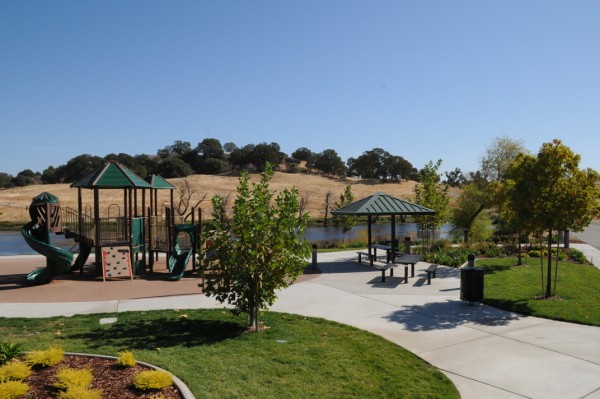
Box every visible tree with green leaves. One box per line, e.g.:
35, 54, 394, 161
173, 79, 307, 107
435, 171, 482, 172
201, 164, 311, 331
332, 185, 357, 241
413, 160, 450, 246
444, 167, 466, 188
457, 136, 526, 241
503, 140, 600, 298
347, 148, 412, 181
313, 149, 347, 177
450, 182, 493, 242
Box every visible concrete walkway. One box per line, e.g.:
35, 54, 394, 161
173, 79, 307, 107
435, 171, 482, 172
272, 251, 600, 399
0, 250, 599, 398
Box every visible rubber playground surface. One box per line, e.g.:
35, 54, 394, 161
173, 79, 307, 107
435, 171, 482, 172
0, 254, 319, 304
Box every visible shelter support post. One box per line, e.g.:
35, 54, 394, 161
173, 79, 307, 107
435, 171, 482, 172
391, 215, 396, 259
368, 215, 373, 266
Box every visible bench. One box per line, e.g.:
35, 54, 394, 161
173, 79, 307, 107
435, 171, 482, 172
372, 261, 409, 283
357, 251, 372, 263
357, 251, 386, 263
372, 261, 396, 283
424, 264, 438, 285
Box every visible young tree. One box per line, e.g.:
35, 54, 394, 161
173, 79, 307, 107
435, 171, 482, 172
201, 164, 311, 331
503, 139, 600, 298
332, 185, 357, 241
413, 160, 450, 246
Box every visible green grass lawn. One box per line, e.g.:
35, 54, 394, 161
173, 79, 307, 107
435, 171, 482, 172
0, 309, 458, 399
478, 257, 600, 326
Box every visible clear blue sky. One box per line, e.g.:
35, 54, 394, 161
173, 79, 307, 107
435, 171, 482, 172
2, 1, 600, 177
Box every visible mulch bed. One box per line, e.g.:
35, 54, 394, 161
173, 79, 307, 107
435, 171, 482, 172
23, 354, 183, 399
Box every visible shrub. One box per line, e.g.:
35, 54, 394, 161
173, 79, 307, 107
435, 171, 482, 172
0, 380, 30, 399
53, 367, 93, 390
57, 386, 103, 399
430, 239, 451, 252
527, 248, 567, 260
568, 248, 588, 264
0, 343, 22, 366
528, 250, 545, 258
0, 360, 32, 382
25, 346, 64, 368
133, 370, 173, 390
116, 350, 136, 368
427, 249, 469, 267
483, 245, 507, 258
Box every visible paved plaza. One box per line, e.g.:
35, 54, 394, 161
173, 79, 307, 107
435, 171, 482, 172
1, 247, 599, 399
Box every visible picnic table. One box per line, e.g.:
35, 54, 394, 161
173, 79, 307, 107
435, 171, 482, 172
370, 244, 393, 263
393, 254, 422, 277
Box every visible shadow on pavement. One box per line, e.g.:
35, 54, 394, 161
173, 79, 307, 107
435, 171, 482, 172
383, 299, 524, 332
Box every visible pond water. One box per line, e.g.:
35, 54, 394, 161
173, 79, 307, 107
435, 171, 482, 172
303, 222, 451, 245
0, 223, 452, 255
0, 230, 76, 256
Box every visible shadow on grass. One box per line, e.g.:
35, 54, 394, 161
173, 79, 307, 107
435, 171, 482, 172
69, 317, 245, 350
383, 299, 528, 332
477, 263, 516, 275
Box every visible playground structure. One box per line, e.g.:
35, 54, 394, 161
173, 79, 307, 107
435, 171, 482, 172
22, 162, 201, 284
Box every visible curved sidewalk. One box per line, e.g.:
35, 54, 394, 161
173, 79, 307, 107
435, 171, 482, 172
1, 250, 600, 399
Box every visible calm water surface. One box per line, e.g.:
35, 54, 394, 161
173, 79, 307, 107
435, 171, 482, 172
0, 231, 75, 256
0, 223, 451, 255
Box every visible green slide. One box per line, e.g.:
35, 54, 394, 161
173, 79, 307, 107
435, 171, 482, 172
168, 242, 194, 281
167, 224, 196, 281
22, 221, 74, 284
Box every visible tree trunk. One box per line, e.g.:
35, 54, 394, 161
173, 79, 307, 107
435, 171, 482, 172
517, 230, 522, 266
546, 229, 553, 298
553, 239, 560, 296
465, 204, 486, 240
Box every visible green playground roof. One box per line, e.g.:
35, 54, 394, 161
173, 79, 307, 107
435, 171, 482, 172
331, 192, 436, 216
71, 162, 152, 189
31, 192, 60, 204
144, 174, 175, 190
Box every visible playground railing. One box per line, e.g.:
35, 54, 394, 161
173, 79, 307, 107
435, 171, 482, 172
61, 207, 130, 245
62, 207, 95, 241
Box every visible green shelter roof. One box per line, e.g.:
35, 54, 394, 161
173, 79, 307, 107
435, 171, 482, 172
71, 162, 152, 189
331, 192, 436, 216
144, 174, 175, 190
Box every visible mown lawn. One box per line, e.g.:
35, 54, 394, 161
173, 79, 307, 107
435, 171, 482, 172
478, 257, 600, 326
0, 309, 459, 399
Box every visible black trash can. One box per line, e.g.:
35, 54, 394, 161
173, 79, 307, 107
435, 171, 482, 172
460, 267, 484, 303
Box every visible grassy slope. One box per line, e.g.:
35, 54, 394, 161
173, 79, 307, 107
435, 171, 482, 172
0, 172, 460, 225
0, 309, 459, 399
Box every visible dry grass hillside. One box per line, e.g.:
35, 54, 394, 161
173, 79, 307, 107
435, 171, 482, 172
0, 172, 460, 224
